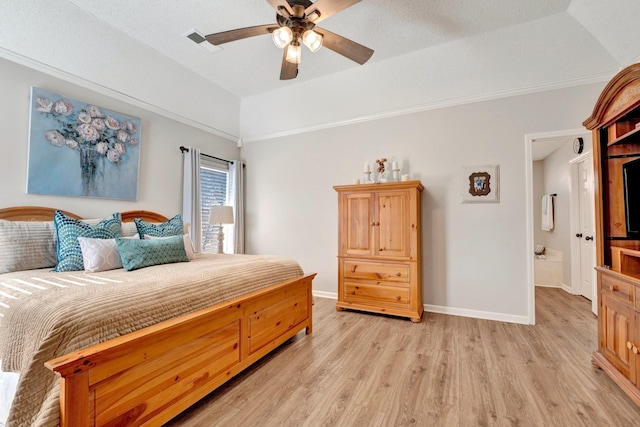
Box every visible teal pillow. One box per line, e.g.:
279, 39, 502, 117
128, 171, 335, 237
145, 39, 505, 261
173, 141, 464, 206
134, 214, 183, 238
116, 235, 189, 271
53, 211, 122, 272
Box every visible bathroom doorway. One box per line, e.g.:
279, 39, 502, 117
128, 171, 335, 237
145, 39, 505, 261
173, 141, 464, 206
525, 129, 595, 323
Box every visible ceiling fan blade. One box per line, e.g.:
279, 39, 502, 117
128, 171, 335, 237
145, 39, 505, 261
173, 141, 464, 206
267, 0, 294, 18
315, 27, 373, 64
280, 49, 298, 80
305, 0, 361, 24
205, 24, 277, 46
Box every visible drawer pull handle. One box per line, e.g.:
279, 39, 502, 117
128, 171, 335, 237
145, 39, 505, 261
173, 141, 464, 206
611, 285, 618, 292
375, 272, 383, 279
396, 272, 402, 277
350, 266, 357, 273
396, 296, 402, 301
628, 341, 633, 350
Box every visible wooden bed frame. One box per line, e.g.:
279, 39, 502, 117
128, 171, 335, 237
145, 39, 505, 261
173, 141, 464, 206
0, 206, 315, 426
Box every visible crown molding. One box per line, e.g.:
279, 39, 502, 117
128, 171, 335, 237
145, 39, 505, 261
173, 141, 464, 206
0, 47, 240, 143
241, 72, 614, 143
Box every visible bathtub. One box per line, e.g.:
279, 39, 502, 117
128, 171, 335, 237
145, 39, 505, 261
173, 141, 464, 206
534, 247, 563, 287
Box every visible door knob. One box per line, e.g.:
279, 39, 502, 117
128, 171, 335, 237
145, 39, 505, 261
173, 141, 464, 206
576, 233, 583, 238
585, 236, 594, 241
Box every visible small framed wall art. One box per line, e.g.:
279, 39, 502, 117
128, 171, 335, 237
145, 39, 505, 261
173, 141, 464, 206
461, 165, 499, 203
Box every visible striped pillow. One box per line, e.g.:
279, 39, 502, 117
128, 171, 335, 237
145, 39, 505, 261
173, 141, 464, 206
0, 220, 57, 273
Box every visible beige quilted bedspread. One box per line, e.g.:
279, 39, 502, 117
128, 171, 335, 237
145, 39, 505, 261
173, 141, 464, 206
0, 254, 303, 427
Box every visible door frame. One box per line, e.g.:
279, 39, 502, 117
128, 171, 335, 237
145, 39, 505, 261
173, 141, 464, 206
524, 128, 591, 324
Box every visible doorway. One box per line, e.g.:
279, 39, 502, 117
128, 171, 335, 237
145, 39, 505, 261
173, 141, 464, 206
525, 129, 595, 324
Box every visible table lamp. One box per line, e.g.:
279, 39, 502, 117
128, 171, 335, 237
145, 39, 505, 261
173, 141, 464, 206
209, 205, 234, 253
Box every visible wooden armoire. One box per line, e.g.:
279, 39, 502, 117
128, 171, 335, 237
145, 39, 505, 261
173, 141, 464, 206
334, 181, 423, 322
584, 62, 640, 406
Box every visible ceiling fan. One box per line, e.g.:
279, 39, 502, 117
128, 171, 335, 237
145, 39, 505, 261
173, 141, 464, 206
205, 0, 374, 80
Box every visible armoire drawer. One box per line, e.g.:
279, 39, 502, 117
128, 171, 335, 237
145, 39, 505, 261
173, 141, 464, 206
343, 281, 410, 308
601, 274, 634, 305
343, 261, 409, 283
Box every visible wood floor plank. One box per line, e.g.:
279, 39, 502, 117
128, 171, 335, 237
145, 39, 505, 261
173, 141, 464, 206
166, 288, 640, 426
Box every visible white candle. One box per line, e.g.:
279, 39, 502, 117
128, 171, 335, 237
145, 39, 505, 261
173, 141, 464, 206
392, 161, 398, 170
364, 162, 370, 172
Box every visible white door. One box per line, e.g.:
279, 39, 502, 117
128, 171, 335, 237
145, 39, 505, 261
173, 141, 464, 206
577, 157, 597, 313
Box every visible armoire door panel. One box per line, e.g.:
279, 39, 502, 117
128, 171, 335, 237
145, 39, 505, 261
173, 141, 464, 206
343, 193, 374, 256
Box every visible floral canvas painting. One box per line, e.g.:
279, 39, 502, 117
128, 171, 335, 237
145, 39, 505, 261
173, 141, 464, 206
27, 87, 141, 200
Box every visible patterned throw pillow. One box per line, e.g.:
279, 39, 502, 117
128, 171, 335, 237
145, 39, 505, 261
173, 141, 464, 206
53, 211, 122, 272
115, 235, 189, 271
77, 237, 123, 272
144, 234, 196, 260
134, 214, 183, 238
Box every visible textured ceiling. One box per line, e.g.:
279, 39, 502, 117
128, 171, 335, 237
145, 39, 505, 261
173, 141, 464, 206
64, 0, 574, 98
2, 0, 639, 139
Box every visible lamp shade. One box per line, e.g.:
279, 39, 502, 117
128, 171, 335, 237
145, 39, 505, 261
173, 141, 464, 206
272, 26, 293, 49
302, 30, 323, 52
285, 42, 302, 64
209, 205, 234, 225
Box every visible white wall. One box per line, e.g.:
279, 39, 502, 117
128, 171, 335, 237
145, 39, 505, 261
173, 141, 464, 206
241, 83, 604, 322
0, 0, 240, 139
540, 142, 576, 286
0, 57, 239, 218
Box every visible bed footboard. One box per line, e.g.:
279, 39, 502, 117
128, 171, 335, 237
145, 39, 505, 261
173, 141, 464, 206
45, 273, 315, 426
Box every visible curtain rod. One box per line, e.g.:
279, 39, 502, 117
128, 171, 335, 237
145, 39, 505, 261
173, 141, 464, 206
179, 146, 233, 164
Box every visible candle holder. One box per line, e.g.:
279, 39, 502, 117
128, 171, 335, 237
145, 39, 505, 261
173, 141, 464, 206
392, 168, 400, 182
364, 171, 374, 183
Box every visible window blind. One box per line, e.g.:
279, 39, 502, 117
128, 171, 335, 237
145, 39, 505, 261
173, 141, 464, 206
200, 157, 229, 253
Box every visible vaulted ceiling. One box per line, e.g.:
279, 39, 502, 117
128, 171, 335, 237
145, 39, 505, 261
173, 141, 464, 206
1, 0, 639, 141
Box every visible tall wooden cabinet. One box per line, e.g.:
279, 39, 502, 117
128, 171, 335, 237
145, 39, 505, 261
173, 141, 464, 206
584, 62, 640, 406
334, 181, 423, 322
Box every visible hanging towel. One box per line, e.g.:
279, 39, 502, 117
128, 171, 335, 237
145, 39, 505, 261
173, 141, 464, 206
541, 194, 554, 231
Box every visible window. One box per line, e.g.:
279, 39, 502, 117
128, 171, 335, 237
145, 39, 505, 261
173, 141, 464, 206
200, 157, 229, 253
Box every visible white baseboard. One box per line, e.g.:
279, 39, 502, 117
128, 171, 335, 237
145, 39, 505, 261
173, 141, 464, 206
534, 283, 562, 288
313, 290, 337, 300
312, 292, 529, 324
424, 304, 530, 325
561, 283, 577, 295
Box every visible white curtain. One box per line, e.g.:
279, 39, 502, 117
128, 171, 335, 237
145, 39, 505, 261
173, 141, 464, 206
182, 147, 202, 252
229, 161, 245, 254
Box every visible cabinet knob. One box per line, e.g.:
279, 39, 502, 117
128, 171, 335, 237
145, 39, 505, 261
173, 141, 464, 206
375, 272, 383, 279
396, 296, 401, 301
576, 233, 583, 238
635, 346, 639, 355
371, 222, 376, 226
350, 266, 357, 273
396, 272, 402, 277
628, 341, 633, 350
585, 236, 594, 241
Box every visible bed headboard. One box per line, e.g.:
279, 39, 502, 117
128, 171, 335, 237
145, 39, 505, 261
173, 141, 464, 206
0, 206, 169, 222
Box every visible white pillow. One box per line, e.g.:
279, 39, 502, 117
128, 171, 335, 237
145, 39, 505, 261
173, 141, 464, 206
77, 237, 123, 272
0, 220, 57, 273
144, 234, 196, 260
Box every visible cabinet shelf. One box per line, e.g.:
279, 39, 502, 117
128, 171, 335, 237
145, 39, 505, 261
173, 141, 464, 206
609, 124, 640, 146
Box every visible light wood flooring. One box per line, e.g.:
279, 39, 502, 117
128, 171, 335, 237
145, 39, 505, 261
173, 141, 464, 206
166, 288, 640, 426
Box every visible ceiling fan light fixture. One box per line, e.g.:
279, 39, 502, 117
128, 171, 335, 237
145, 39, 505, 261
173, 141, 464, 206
285, 42, 302, 64
272, 26, 293, 49
302, 29, 323, 52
